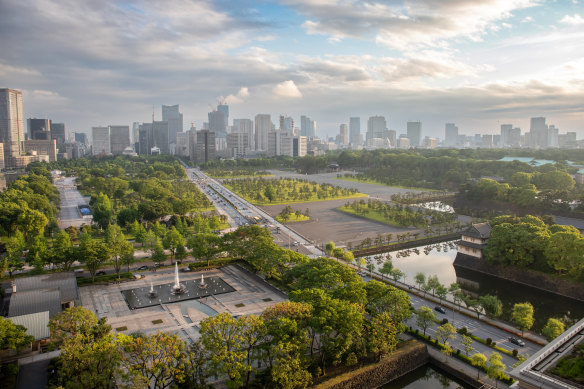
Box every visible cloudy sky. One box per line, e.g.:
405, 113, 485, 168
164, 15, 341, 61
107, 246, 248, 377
1, 0, 583, 139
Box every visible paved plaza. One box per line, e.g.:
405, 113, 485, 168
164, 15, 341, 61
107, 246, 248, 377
79, 265, 287, 342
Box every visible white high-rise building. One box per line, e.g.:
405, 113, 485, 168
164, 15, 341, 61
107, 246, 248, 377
339, 124, 348, 145
254, 114, 271, 152
233, 118, 254, 150
0, 88, 25, 158
92, 126, 111, 155
444, 123, 458, 147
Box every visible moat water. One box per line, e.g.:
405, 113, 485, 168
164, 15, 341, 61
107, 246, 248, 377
379, 365, 472, 389
366, 242, 584, 331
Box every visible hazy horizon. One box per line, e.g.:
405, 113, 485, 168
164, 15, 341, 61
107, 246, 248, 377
1, 0, 583, 138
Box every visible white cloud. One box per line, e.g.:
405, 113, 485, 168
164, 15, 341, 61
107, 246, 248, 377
560, 14, 584, 25
522, 16, 534, 22
272, 80, 302, 98
285, 0, 541, 49
223, 87, 250, 104
0, 63, 41, 77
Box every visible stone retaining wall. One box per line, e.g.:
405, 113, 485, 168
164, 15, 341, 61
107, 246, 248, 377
313, 341, 429, 389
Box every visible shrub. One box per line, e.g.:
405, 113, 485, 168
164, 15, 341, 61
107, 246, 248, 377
512, 349, 518, 357
441, 318, 449, 325
458, 327, 468, 335
486, 338, 492, 345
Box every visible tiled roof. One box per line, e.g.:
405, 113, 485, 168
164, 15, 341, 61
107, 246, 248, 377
8, 289, 62, 318
10, 311, 50, 340
463, 222, 491, 239
14, 272, 79, 303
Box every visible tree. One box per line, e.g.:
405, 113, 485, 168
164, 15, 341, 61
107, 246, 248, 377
512, 302, 535, 336
92, 192, 113, 229
3, 229, 26, 277
426, 275, 441, 296
487, 352, 506, 388
26, 235, 48, 272
545, 230, 584, 276
479, 295, 503, 318
187, 233, 222, 268
132, 221, 148, 247
18, 207, 48, 240
435, 284, 448, 304
163, 227, 185, 260
117, 332, 187, 388
199, 313, 253, 389
542, 318, 565, 341
77, 233, 109, 282
342, 251, 354, 264
0, 316, 33, 350
441, 342, 453, 362
151, 239, 167, 267
436, 323, 457, 345
182, 340, 211, 389
264, 184, 275, 202
390, 268, 405, 283
364, 281, 411, 326
461, 334, 474, 356
51, 230, 75, 271
324, 241, 335, 256
105, 224, 134, 281
379, 261, 393, 281
416, 306, 436, 336
368, 312, 398, 360
414, 272, 426, 290
471, 352, 487, 380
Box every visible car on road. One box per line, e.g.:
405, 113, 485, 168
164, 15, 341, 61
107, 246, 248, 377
133, 274, 145, 279
180, 267, 192, 272
509, 337, 525, 347
137, 265, 148, 270
96, 271, 107, 276
434, 306, 446, 314
292, 241, 300, 246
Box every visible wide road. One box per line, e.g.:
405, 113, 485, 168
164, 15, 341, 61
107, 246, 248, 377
184, 166, 324, 258
53, 174, 91, 229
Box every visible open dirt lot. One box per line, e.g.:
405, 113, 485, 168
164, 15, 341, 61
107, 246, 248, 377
260, 198, 421, 248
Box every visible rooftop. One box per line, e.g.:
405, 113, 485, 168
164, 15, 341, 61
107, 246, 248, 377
10, 311, 50, 341
8, 289, 62, 318
14, 272, 79, 303
463, 222, 492, 239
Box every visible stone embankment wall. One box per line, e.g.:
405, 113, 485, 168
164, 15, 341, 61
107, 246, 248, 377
352, 232, 460, 257
454, 253, 584, 302
313, 341, 429, 389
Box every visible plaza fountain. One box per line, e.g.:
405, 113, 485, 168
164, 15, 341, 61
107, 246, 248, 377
170, 263, 186, 295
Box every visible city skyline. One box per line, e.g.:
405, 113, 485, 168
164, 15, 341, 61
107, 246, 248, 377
0, 0, 583, 138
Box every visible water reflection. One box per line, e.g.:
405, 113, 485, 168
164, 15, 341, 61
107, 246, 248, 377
364, 242, 584, 331
379, 365, 471, 389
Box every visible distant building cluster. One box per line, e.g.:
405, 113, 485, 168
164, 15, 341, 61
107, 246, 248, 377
1, 87, 582, 171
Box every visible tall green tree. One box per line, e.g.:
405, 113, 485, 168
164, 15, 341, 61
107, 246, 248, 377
51, 230, 75, 271
415, 306, 436, 336
471, 352, 487, 380
105, 224, 134, 280
487, 352, 506, 388
92, 193, 113, 229
0, 316, 33, 350
512, 302, 535, 336
163, 227, 185, 260
3, 229, 26, 277
187, 233, 222, 268
151, 239, 167, 267
479, 295, 503, 318
77, 233, 109, 281
542, 318, 565, 342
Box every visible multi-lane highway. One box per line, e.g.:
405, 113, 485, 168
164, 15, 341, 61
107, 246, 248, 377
185, 167, 323, 257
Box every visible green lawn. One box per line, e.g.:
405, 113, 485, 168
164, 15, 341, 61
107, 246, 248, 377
334, 176, 435, 191
338, 205, 402, 227
236, 192, 366, 206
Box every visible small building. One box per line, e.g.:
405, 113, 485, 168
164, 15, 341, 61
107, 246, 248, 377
7, 273, 80, 318
456, 222, 491, 259
10, 311, 51, 352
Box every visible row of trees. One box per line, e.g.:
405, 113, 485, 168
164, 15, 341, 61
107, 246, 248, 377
484, 215, 584, 278
224, 178, 361, 204
342, 198, 457, 228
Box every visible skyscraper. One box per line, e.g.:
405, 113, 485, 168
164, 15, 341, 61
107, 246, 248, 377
349, 117, 360, 145
92, 126, 111, 155
162, 105, 183, 148
217, 103, 229, 128
28, 118, 51, 140
339, 124, 348, 145
279, 115, 294, 132
407, 121, 422, 147
366, 116, 386, 141
208, 110, 227, 139
233, 118, 254, 150
254, 114, 271, 152
196, 130, 216, 164
152, 121, 170, 154
51, 123, 66, 145
300, 115, 316, 138
529, 117, 548, 148
444, 123, 458, 147
500, 124, 512, 147
109, 125, 131, 155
